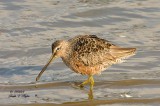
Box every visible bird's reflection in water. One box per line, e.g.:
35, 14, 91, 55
73, 82, 94, 100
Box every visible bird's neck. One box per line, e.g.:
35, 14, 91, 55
60, 41, 70, 58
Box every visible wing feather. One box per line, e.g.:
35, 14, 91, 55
70, 35, 117, 66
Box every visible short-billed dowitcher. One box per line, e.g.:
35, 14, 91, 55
36, 35, 136, 92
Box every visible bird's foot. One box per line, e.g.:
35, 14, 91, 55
71, 82, 84, 89
78, 75, 94, 89
78, 84, 84, 88
78, 78, 90, 88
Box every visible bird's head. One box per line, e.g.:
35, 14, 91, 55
51, 40, 65, 57
36, 40, 67, 81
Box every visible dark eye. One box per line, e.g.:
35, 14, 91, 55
56, 47, 60, 51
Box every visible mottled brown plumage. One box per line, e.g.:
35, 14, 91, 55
36, 35, 136, 97
59, 35, 135, 75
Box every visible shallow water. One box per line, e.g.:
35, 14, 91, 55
0, 0, 160, 105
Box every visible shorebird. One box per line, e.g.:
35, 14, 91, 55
36, 35, 136, 97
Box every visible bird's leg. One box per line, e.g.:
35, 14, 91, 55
88, 87, 93, 100
88, 75, 94, 99
79, 75, 94, 99
79, 75, 94, 89
79, 77, 90, 88
89, 75, 94, 90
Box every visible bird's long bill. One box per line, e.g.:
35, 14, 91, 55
36, 54, 56, 81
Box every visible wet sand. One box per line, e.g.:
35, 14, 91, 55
0, 0, 160, 105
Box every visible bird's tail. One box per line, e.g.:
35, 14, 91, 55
110, 46, 136, 63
